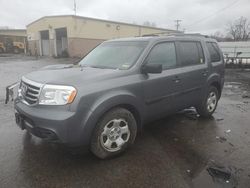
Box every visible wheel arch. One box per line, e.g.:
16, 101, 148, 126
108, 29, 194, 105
108, 103, 142, 131
210, 81, 221, 98
79, 92, 144, 146
207, 73, 222, 99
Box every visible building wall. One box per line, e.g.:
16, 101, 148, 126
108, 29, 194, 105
68, 38, 104, 57
27, 40, 40, 56
27, 15, 177, 57
68, 16, 172, 39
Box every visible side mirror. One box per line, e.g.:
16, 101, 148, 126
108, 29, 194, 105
142, 64, 162, 74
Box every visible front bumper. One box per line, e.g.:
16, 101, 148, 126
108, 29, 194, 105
14, 99, 92, 146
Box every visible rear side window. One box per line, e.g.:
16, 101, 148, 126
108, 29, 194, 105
179, 42, 205, 66
206, 42, 221, 62
146, 42, 177, 69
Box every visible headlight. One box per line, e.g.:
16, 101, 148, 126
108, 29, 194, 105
39, 84, 77, 105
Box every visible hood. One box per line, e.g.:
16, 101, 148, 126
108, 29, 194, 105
40, 64, 75, 70
24, 64, 119, 87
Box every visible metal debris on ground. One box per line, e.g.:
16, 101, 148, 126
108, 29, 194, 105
207, 166, 233, 186
184, 111, 199, 120
216, 118, 224, 121
178, 108, 199, 120
225, 129, 231, 133
242, 91, 250, 98
228, 142, 234, 147
216, 136, 227, 143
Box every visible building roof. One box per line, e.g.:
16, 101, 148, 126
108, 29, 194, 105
27, 15, 179, 33
0, 29, 26, 36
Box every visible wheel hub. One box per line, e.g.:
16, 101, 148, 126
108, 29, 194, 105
100, 118, 130, 152
207, 91, 217, 112
109, 127, 121, 140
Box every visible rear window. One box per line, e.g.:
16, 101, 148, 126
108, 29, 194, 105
179, 42, 205, 67
206, 42, 221, 62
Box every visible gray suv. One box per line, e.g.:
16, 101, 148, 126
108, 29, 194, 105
14, 34, 224, 159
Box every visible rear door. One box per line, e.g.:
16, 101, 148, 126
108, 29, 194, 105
174, 41, 208, 108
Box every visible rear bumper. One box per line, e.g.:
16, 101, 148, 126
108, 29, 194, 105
14, 99, 93, 147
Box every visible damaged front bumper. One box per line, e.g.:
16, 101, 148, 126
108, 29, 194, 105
5, 82, 19, 104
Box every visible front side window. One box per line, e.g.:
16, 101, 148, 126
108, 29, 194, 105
79, 41, 148, 70
206, 42, 221, 62
146, 42, 177, 69
179, 41, 205, 66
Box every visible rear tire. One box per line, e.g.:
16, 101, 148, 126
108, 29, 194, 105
196, 86, 219, 118
90, 108, 137, 159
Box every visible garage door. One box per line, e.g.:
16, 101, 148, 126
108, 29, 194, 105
41, 40, 50, 56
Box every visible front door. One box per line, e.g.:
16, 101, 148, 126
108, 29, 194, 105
142, 42, 184, 120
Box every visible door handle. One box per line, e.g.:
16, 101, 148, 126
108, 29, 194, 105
202, 70, 209, 76
172, 76, 180, 83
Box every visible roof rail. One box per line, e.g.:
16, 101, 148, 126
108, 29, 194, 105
170, 33, 209, 38
141, 34, 159, 37
141, 32, 210, 38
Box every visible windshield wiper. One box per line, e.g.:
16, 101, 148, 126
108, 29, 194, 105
88, 65, 116, 69
79, 64, 116, 70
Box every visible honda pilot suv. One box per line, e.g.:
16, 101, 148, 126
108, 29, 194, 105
15, 34, 224, 159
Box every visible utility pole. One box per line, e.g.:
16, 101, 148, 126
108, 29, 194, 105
73, 0, 77, 16
174, 20, 182, 31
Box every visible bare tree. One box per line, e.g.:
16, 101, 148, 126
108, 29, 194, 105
227, 17, 250, 41
210, 31, 225, 41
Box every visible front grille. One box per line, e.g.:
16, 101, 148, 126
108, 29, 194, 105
20, 78, 42, 105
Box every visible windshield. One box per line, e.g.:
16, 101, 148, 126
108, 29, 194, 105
79, 41, 148, 70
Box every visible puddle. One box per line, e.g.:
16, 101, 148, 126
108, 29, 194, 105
224, 82, 242, 89
192, 164, 241, 188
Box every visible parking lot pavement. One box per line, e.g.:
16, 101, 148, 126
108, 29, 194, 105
1, 55, 250, 188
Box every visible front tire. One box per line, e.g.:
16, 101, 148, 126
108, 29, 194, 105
91, 108, 137, 159
196, 86, 219, 118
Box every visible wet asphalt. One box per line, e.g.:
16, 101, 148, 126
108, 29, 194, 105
0, 55, 250, 188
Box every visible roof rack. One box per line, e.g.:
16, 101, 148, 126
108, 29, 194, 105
141, 32, 209, 38
170, 33, 209, 38
141, 34, 159, 37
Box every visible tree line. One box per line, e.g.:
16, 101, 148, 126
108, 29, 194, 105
211, 16, 250, 42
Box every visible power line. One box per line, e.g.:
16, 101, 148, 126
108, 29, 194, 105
185, 0, 240, 29
174, 19, 182, 31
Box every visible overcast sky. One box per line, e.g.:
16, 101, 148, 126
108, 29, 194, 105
0, 0, 249, 35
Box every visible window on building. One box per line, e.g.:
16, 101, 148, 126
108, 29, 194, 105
146, 42, 177, 69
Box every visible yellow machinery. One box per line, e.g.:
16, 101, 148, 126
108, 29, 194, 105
0, 40, 25, 53
13, 41, 25, 53
0, 42, 5, 53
